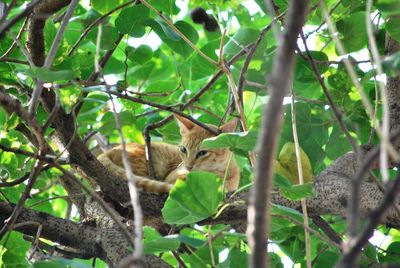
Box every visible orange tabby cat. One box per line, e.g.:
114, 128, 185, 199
97, 114, 240, 193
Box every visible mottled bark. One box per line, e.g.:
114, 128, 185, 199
386, 35, 400, 144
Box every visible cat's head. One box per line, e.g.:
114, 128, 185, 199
174, 114, 236, 175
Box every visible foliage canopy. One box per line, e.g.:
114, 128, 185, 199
1, 0, 400, 267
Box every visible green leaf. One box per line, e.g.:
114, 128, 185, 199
115, 5, 149, 37
376, 0, 400, 15
1, 232, 30, 267
127, 45, 153, 65
314, 251, 340, 268
0, 151, 18, 177
281, 183, 316, 201
90, 0, 124, 14
224, 28, 260, 55
153, 17, 181, 41
380, 241, 400, 263
387, 18, 400, 43
274, 173, 293, 190
148, 0, 180, 15
295, 51, 329, 83
336, 12, 368, 52
162, 171, 223, 224
4, 113, 20, 132
98, 111, 136, 136
143, 235, 180, 254
271, 204, 304, 223
202, 131, 258, 153
325, 127, 352, 160
87, 25, 120, 50
173, 235, 205, 248
64, 21, 83, 45
145, 79, 180, 93
25, 67, 74, 82
220, 247, 248, 268
154, 21, 199, 58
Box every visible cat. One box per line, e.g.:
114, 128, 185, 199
97, 114, 240, 193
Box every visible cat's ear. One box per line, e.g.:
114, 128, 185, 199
174, 113, 195, 134
220, 118, 237, 133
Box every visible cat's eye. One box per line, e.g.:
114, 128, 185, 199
196, 150, 208, 158
179, 146, 187, 154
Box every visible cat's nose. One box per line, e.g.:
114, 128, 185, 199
186, 165, 193, 170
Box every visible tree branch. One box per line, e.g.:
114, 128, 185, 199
247, 0, 310, 267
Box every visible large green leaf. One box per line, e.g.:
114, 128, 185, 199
115, 5, 150, 37
162, 171, 223, 224
336, 12, 368, 52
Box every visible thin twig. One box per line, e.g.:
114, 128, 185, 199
247, 1, 310, 267
143, 44, 250, 183
225, 70, 256, 167
67, 0, 137, 56
102, 90, 218, 135
41, 85, 61, 131
304, 0, 342, 38
299, 33, 359, 154
237, 13, 285, 105
28, 223, 43, 260
0, 0, 18, 26
320, 2, 399, 162
291, 91, 311, 268
28, 0, 80, 117
207, 226, 216, 268
0, 165, 51, 188
0, 16, 28, 60
55, 164, 136, 247
0, 57, 29, 65
108, 93, 144, 264
0, 159, 44, 239
273, 214, 340, 249
14, 38, 34, 66
366, 0, 390, 184
338, 170, 400, 268
311, 215, 343, 246
97, 20, 143, 260
139, 0, 219, 67
0, 0, 42, 38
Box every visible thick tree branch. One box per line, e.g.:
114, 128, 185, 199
386, 35, 400, 144
0, 202, 170, 267
247, 0, 310, 267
